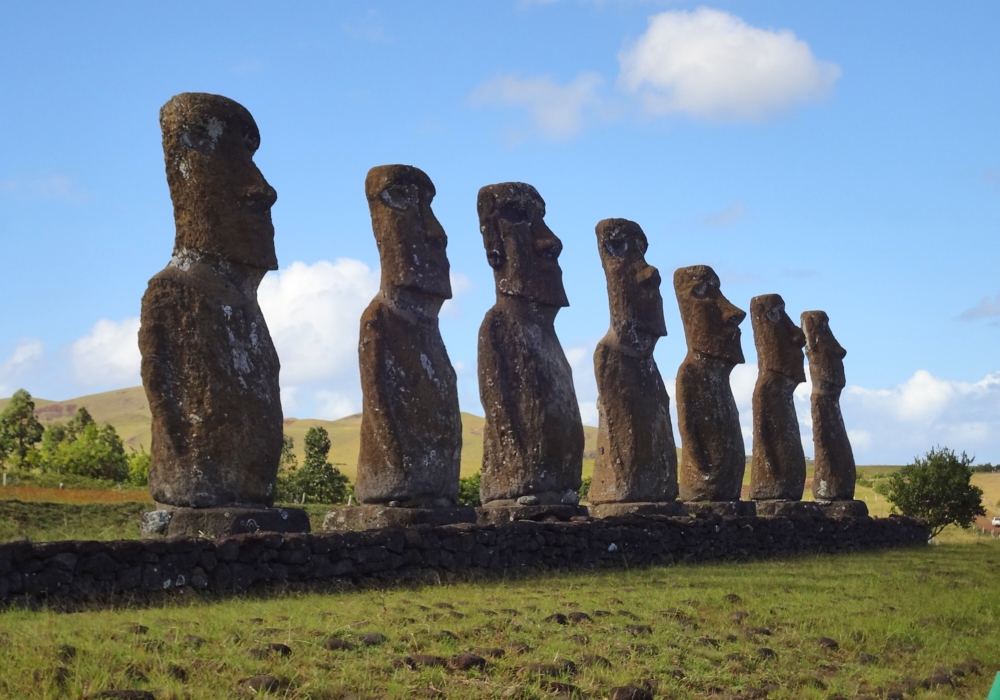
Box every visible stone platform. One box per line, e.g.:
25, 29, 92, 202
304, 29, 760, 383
753, 500, 824, 517
816, 500, 870, 518
589, 501, 689, 519
476, 504, 589, 525
141, 506, 310, 538
322, 505, 476, 531
685, 501, 757, 517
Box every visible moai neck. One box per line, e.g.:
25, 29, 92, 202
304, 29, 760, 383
381, 286, 444, 324
494, 294, 560, 328
169, 246, 267, 300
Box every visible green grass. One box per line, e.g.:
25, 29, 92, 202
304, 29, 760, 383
1, 543, 997, 699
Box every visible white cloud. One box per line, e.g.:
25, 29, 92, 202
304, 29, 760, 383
0, 339, 45, 396
958, 294, 1000, 321
315, 391, 358, 421
470, 72, 604, 140
440, 272, 474, 319
702, 201, 748, 227
0, 173, 88, 204
70, 318, 141, 387
342, 10, 391, 43
618, 8, 840, 121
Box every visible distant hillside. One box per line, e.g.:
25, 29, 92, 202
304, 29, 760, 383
1, 387, 599, 481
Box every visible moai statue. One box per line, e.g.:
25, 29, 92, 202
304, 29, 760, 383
476, 182, 586, 523
324, 165, 474, 530
802, 311, 868, 517
674, 265, 754, 516
749, 294, 819, 516
138, 93, 308, 537
588, 219, 685, 518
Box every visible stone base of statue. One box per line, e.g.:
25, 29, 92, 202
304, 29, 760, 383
141, 505, 310, 538
815, 499, 869, 518
477, 502, 589, 525
322, 505, 477, 531
685, 501, 757, 517
589, 501, 689, 519
753, 500, 823, 517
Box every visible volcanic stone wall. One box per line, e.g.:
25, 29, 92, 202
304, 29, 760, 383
0, 514, 927, 607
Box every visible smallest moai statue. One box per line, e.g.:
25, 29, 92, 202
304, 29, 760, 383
749, 294, 820, 517
802, 311, 868, 517
588, 219, 685, 518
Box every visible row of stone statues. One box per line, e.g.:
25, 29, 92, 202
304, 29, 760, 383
140, 93, 864, 536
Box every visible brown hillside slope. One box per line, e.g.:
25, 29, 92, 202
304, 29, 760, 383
1, 387, 599, 481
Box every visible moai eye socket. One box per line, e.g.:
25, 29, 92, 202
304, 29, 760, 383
603, 236, 629, 259
693, 282, 709, 298
766, 304, 784, 323
380, 185, 413, 211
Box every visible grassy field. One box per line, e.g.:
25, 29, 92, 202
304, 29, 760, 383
0, 542, 997, 699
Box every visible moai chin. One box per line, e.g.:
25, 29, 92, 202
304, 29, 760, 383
673, 265, 750, 513
589, 219, 684, 517
802, 310, 865, 516
749, 294, 809, 509
476, 182, 585, 522
340, 164, 473, 528
139, 93, 305, 535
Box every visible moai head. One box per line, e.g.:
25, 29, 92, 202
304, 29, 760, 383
160, 93, 278, 270
477, 182, 568, 308
801, 311, 846, 388
365, 165, 451, 300
751, 294, 806, 383
673, 265, 745, 365
596, 218, 665, 353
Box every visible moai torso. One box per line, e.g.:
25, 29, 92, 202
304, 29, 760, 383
141, 93, 282, 508
749, 294, 807, 501
802, 310, 855, 500
477, 183, 584, 505
356, 165, 461, 506
590, 219, 677, 504
673, 265, 747, 502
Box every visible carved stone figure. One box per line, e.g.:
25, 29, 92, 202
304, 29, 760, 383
673, 265, 752, 515
588, 219, 684, 518
476, 182, 585, 523
802, 310, 867, 517
139, 93, 307, 536
328, 165, 473, 529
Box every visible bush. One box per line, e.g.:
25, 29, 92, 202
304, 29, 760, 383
127, 448, 151, 487
276, 427, 350, 504
458, 472, 481, 506
877, 446, 986, 538
578, 476, 592, 501
38, 409, 129, 482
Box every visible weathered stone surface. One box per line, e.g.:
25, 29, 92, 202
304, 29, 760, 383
749, 294, 806, 501
476, 504, 588, 525
141, 93, 282, 508
685, 501, 757, 517
802, 311, 856, 501
356, 165, 462, 508
589, 502, 688, 519
673, 266, 747, 502
754, 500, 821, 517
160, 506, 309, 538
323, 505, 475, 531
590, 219, 679, 506
140, 510, 171, 537
477, 182, 584, 506
817, 500, 869, 518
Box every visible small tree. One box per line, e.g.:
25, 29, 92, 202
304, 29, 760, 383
877, 446, 986, 538
277, 426, 349, 504
127, 447, 151, 486
458, 472, 481, 506
0, 389, 44, 466
280, 434, 298, 470
39, 407, 129, 482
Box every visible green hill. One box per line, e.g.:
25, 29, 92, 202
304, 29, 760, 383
1, 387, 599, 481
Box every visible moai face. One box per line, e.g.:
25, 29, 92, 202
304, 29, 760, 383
751, 294, 806, 383
477, 182, 568, 308
673, 265, 745, 365
160, 93, 278, 270
596, 218, 666, 351
801, 311, 846, 388
365, 165, 451, 300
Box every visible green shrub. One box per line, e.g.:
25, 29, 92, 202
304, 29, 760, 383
458, 472, 481, 506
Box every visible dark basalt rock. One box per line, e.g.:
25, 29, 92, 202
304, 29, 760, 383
673, 265, 747, 502
476, 182, 584, 507
141, 93, 283, 509
802, 310, 857, 502
590, 219, 680, 508
356, 165, 463, 510
750, 294, 807, 501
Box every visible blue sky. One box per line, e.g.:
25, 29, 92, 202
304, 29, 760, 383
1, 1, 998, 464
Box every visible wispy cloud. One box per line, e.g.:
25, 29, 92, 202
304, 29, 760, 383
440, 272, 474, 319
0, 173, 88, 204
720, 269, 760, 286
783, 268, 820, 280
984, 168, 1000, 192
342, 10, 391, 43
958, 294, 1000, 321
70, 318, 141, 387
232, 58, 264, 75
702, 201, 748, 227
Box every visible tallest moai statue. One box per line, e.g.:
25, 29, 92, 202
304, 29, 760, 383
139, 93, 307, 536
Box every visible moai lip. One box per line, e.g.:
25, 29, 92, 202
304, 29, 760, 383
589, 218, 680, 509
353, 164, 465, 511
749, 294, 807, 502
673, 265, 747, 503
141, 93, 284, 510
476, 182, 584, 510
